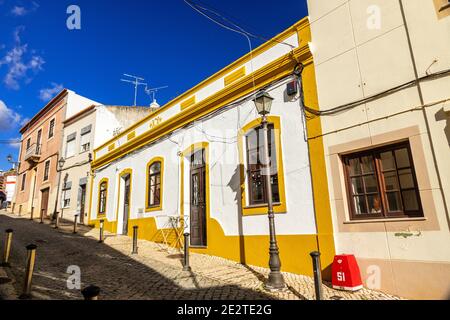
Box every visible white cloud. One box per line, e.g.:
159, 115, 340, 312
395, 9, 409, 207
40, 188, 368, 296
0, 26, 45, 90
0, 100, 24, 132
39, 83, 64, 101
10, 2, 39, 17
11, 6, 27, 16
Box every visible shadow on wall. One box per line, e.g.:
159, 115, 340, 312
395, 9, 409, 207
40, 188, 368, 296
227, 165, 245, 265
0, 214, 274, 300
434, 107, 450, 146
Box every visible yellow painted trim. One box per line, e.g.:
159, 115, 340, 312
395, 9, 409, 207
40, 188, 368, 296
180, 96, 196, 110
145, 157, 164, 212
237, 116, 287, 216
93, 17, 309, 154
97, 178, 109, 217
224, 66, 246, 86
180, 142, 210, 248
108, 143, 115, 151
92, 45, 311, 170
114, 168, 133, 233
127, 131, 136, 141
302, 60, 336, 279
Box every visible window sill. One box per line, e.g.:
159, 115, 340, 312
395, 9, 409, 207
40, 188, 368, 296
343, 217, 427, 224
242, 202, 287, 216
145, 205, 163, 212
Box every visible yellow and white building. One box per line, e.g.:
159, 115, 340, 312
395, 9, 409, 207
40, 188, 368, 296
88, 17, 336, 277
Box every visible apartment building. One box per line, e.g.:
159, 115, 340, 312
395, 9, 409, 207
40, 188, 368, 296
58, 105, 155, 224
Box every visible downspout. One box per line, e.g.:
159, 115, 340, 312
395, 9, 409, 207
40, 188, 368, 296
399, 0, 450, 230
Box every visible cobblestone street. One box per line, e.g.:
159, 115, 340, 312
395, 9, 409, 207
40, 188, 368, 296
0, 211, 402, 300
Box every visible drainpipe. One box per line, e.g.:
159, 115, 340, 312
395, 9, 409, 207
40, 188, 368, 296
399, 0, 450, 230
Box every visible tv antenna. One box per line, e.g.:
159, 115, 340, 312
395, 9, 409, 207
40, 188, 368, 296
144, 85, 169, 104
120, 74, 147, 106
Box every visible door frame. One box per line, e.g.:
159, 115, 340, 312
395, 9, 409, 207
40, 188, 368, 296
40, 187, 50, 218
180, 142, 210, 248
116, 169, 133, 235
79, 184, 87, 224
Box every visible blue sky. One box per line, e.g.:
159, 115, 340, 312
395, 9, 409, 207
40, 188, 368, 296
0, 0, 308, 170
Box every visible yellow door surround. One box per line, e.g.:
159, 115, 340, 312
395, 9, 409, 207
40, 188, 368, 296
180, 142, 210, 249
115, 168, 133, 234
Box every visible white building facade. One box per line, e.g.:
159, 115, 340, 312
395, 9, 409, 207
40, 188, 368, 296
88, 19, 337, 276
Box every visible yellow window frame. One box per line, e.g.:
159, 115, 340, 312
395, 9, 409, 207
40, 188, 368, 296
238, 116, 287, 216
145, 157, 164, 212
97, 178, 109, 217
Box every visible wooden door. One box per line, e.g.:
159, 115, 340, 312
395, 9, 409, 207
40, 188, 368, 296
190, 150, 207, 247
122, 175, 131, 235
41, 188, 50, 218
79, 185, 86, 224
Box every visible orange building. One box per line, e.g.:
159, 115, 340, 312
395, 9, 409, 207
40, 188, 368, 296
13, 89, 98, 219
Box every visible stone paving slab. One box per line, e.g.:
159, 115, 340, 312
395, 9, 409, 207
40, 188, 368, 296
0, 211, 403, 300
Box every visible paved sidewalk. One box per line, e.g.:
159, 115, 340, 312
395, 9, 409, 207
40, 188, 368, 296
0, 211, 402, 300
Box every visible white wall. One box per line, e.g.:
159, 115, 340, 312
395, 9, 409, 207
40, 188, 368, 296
5, 175, 16, 202
307, 0, 450, 262
66, 90, 100, 119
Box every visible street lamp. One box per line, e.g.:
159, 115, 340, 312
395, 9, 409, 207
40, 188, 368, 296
58, 157, 66, 169
253, 90, 286, 290
6, 154, 19, 170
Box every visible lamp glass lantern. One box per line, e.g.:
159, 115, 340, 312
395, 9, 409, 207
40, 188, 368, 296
253, 91, 274, 116
7, 154, 13, 163
58, 157, 66, 169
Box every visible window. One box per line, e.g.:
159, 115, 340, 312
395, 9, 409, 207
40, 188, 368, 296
98, 179, 108, 215
65, 133, 76, 158
238, 116, 287, 216
343, 142, 423, 220
80, 125, 92, 152
48, 119, 55, 138
26, 138, 31, 150
146, 158, 163, 211
21, 173, 26, 191
43, 160, 50, 181
246, 123, 280, 205
36, 129, 42, 154
433, 0, 450, 18
62, 182, 72, 208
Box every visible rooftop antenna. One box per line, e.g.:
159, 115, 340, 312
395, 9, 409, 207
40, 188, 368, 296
144, 85, 168, 106
120, 74, 147, 106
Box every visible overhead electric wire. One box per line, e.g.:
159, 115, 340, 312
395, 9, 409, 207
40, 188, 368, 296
303, 68, 450, 117
183, 0, 296, 50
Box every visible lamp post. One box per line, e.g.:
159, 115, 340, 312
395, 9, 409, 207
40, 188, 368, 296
52, 157, 66, 222
253, 91, 286, 290
6, 154, 19, 170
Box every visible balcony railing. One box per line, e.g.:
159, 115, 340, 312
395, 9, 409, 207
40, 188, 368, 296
24, 143, 42, 162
